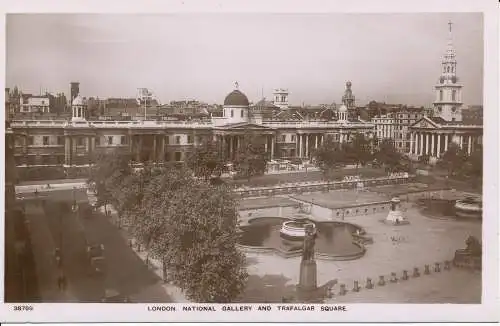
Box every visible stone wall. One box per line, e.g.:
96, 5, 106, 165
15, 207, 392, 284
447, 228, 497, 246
234, 175, 414, 198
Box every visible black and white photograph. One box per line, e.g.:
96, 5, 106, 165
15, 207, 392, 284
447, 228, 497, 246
1, 0, 498, 324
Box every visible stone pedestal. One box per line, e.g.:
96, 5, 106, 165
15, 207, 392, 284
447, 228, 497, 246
384, 197, 409, 225
298, 260, 317, 292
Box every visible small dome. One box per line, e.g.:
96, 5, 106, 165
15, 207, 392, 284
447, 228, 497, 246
72, 95, 85, 106
224, 89, 249, 106
338, 104, 348, 112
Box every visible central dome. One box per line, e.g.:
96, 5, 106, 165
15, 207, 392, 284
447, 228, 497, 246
224, 89, 249, 106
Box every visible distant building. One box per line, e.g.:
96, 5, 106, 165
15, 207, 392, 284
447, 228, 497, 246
462, 105, 483, 125
372, 107, 426, 152
19, 94, 50, 113
272, 89, 289, 109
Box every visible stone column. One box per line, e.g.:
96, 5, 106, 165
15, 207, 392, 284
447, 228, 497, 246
64, 136, 71, 166
467, 135, 472, 155
299, 134, 303, 158
315, 134, 318, 149
430, 133, 435, 156
160, 135, 166, 162
437, 134, 441, 158
459, 135, 464, 150
264, 136, 268, 153
320, 134, 324, 145
138, 136, 143, 162
270, 135, 275, 159
444, 134, 449, 152
419, 133, 424, 155
409, 132, 413, 155
305, 134, 309, 158
229, 136, 234, 161
425, 133, 430, 155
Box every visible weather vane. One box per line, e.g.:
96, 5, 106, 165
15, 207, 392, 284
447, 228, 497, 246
448, 20, 453, 33
234, 81, 239, 89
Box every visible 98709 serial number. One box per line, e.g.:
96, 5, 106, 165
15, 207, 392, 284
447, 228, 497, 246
13, 305, 34, 311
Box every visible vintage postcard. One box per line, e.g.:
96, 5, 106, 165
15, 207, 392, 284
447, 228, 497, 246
1, 0, 498, 324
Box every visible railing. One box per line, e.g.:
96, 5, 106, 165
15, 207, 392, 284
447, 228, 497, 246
261, 120, 374, 128
10, 118, 375, 130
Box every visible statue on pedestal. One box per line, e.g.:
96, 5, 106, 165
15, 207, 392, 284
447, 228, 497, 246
298, 224, 318, 296
302, 224, 316, 261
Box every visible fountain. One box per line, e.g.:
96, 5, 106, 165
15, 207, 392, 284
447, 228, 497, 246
238, 214, 367, 260
279, 214, 317, 241
454, 196, 482, 219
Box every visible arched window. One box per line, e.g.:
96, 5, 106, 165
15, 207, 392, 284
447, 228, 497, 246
447, 66, 450, 73
439, 90, 443, 101
231, 109, 234, 117
452, 90, 456, 101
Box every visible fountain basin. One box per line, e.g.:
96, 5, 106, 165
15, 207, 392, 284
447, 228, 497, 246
280, 220, 317, 240
238, 217, 367, 260
455, 197, 482, 219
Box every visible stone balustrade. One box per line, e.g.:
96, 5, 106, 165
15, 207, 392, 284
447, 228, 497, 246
234, 175, 415, 198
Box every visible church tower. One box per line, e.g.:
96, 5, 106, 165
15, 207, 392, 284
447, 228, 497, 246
342, 81, 355, 110
433, 21, 463, 122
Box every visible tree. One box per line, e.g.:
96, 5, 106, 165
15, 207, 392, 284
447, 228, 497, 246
88, 150, 132, 217
233, 133, 268, 180
440, 143, 468, 176
185, 138, 225, 180
131, 167, 248, 302
312, 137, 347, 179
348, 133, 372, 171
374, 139, 402, 171
464, 145, 482, 178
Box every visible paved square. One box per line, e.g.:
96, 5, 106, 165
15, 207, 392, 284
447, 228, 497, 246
291, 190, 389, 209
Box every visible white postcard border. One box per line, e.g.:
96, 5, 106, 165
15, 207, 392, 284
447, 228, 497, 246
0, 0, 498, 323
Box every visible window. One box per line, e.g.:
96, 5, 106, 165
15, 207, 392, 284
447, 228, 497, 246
291, 135, 296, 142
240, 110, 244, 118
95, 137, 100, 146
28, 136, 34, 146
175, 136, 181, 144
452, 118, 456, 122
281, 135, 286, 142
174, 152, 182, 161
447, 66, 450, 73
57, 136, 64, 145
165, 136, 170, 145
188, 135, 193, 144
77, 138, 85, 146
452, 90, 456, 101
231, 110, 234, 117
121, 136, 126, 145
108, 136, 113, 145
43, 136, 49, 145
439, 90, 443, 101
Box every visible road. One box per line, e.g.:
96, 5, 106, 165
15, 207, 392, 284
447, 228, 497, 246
24, 191, 172, 302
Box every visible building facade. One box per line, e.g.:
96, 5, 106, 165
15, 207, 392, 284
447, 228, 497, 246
372, 107, 426, 153
19, 95, 50, 113
10, 83, 375, 167
408, 22, 482, 161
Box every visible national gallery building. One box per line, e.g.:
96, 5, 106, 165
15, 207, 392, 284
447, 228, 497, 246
8, 83, 375, 167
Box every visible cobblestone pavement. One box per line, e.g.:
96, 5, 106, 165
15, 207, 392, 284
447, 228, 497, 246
244, 206, 481, 303
327, 268, 481, 303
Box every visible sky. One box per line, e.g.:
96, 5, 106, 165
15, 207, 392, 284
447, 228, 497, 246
6, 13, 483, 107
